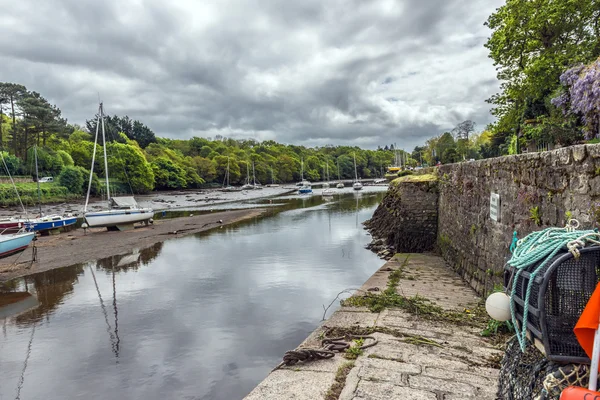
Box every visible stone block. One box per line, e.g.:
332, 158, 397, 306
244, 369, 335, 400
353, 381, 437, 400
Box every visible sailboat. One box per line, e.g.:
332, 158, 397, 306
0, 148, 77, 234
322, 162, 334, 196
221, 157, 239, 192
24, 146, 77, 233
352, 153, 363, 191
298, 159, 312, 194
251, 162, 262, 189
241, 161, 258, 190
336, 161, 344, 189
266, 167, 279, 187
83, 103, 153, 230
0, 153, 35, 255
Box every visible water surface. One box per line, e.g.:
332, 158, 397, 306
1, 189, 386, 400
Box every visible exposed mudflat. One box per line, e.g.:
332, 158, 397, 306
0, 186, 296, 218
0, 208, 265, 282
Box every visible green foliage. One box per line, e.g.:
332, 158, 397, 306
107, 142, 155, 193
0, 182, 75, 206
484, 0, 600, 154
481, 319, 514, 338
151, 157, 188, 190
397, 170, 413, 177
344, 339, 365, 360
58, 166, 84, 194
56, 150, 74, 167
0, 151, 21, 175
529, 206, 541, 226
77, 166, 101, 196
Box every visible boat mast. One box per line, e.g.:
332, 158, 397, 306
34, 145, 42, 216
353, 153, 358, 181
252, 162, 256, 186
301, 158, 304, 181
84, 107, 101, 213
100, 103, 111, 203
226, 157, 230, 187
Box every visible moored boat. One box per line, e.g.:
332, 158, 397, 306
0, 229, 35, 258
83, 103, 153, 230
352, 153, 363, 191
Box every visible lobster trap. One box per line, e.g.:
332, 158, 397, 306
504, 246, 600, 363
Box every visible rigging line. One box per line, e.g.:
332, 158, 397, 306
15, 321, 36, 400
89, 264, 118, 358
84, 107, 101, 213
0, 151, 26, 213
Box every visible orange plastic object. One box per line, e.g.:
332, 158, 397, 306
560, 386, 600, 399
574, 284, 600, 367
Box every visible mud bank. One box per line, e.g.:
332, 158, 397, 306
0, 208, 265, 282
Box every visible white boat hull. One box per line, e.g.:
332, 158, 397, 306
353, 183, 363, 190
85, 208, 154, 228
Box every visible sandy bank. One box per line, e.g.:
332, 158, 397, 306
0, 208, 265, 282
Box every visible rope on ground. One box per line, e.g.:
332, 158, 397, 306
507, 219, 600, 351
271, 335, 378, 372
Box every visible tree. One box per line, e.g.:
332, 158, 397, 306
130, 120, 157, 148
485, 0, 600, 152
435, 132, 456, 162
107, 143, 155, 193
452, 120, 475, 140
0, 83, 27, 152
151, 157, 187, 189
58, 166, 84, 194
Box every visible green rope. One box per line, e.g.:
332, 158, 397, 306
509, 231, 518, 253
508, 224, 600, 351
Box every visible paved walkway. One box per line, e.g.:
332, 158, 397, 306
245, 253, 503, 400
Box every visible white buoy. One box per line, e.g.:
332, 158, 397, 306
81, 222, 89, 229
485, 292, 511, 322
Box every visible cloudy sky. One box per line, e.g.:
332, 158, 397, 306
1, 0, 504, 150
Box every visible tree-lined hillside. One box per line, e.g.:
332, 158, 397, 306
0, 83, 409, 197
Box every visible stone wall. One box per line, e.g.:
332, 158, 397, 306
437, 144, 600, 294
365, 176, 438, 253
370, 144, 600, 295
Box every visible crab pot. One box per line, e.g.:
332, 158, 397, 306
504, 246, 600, 363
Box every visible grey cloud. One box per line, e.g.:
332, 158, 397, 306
0, 0, 504, 150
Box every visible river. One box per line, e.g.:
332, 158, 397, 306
0, 188, 387, 400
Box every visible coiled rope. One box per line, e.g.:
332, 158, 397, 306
508, 220, 600, 351
272, 335, 378, 371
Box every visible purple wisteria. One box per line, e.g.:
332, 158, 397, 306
552, 58, 600, 138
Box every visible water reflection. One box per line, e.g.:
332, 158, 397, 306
0, 190, 386, 400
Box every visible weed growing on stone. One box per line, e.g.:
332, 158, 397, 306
325, 361, 355, 400
481, 319, 514, 338
341, 256, 488, 326
529, 206, 541, 225
344, 338, 365, 359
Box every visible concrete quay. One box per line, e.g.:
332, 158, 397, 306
245, 253, 504, 400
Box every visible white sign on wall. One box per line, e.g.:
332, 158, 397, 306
490, 193, 500, 222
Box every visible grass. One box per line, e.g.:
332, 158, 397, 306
344, 338, 365, 360
391, 173, 437, 185
341, 255, 489, 327
0, 182, 80, 207
325, 361, 355, 400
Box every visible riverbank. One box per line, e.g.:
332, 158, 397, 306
0, 186, 296, 218
0, 208, 265, 282
245, 253, 504, 399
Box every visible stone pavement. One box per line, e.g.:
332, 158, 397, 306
245, 253, 504, 400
